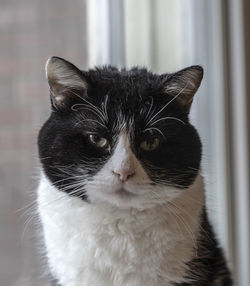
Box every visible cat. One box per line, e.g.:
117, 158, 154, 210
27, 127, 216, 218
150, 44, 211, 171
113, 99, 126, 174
37, 56, 232, 286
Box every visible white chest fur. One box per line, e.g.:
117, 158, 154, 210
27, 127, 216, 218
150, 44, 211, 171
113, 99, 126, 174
38, 174, 205, 286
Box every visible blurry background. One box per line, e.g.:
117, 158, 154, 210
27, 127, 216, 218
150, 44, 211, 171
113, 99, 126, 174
0, 0, 249, 285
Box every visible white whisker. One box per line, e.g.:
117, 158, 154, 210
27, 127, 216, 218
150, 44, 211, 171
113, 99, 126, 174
142, 127, 165, 139
145, 96, 154, 122
146, 83, 188, 127
150, 116, 185, 126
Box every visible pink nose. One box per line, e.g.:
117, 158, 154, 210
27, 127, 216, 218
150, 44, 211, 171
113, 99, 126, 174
112, 169, 135, 182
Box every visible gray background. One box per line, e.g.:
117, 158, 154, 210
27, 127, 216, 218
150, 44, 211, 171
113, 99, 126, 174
0, 0, 87, 284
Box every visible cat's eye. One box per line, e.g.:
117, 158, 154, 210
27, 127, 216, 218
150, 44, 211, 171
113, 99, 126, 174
88, 134, 109, 149
140, 138, 160, 151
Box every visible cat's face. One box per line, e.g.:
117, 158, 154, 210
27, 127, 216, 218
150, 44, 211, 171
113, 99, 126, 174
38, 57, 203, 209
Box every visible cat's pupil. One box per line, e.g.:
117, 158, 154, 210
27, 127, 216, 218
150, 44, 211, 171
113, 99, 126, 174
140, 137, 160, 151
90, 135, 99, 143
88, 134, 108, 149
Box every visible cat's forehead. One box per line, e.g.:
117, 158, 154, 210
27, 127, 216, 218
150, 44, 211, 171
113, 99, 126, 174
86, 68, 162, 98
71, 71, 181, 134
84, 70, 173, 122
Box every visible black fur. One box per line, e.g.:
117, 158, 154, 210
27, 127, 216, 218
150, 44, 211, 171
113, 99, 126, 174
39, 65, 201, 198
38, 58, 232, 285
175, 209, 232, 285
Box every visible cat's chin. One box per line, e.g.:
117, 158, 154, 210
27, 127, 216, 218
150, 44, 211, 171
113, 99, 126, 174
114, 187, 137, 198
87, 184, 180, 210
89, 188, 143, 209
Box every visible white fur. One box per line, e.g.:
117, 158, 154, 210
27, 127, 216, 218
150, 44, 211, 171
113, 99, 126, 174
37, 133, 205, 286
112, 131, 136, 180
85, 132, 185, 210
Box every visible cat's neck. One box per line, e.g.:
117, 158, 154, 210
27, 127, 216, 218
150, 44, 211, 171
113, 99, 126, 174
38, 173, 205, 286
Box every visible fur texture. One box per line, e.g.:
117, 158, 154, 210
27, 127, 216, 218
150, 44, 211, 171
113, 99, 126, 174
37, 57, 232, 285
38, 172, 204, 286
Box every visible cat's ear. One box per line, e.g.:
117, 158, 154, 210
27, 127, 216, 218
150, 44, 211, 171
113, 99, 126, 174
46, 57, 88, 110
163, 66, 203, 113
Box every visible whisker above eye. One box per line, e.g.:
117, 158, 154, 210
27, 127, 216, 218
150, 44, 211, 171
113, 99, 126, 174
142, 127, 165, 139
70, 92, 108, 124
145, 96, 154, 122
72, 105, 107, 125
145, 83, 188, 127
150, 116, 185, 126
75, 118, 107, 129
102, 94, 109, 122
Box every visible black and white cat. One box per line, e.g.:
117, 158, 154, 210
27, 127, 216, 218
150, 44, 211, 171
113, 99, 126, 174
37, 57, 232, 286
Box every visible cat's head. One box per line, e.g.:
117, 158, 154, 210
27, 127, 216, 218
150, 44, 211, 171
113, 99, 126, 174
38, 57, 203, 209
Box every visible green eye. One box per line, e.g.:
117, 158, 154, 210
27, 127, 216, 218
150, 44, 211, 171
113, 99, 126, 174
88, 134, 109, 149
140, 138, 160, 151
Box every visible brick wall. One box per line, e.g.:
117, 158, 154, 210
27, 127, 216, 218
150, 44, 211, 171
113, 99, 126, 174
0, 0, 87, 284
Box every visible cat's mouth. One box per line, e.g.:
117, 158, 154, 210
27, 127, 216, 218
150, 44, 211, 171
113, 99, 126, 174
114, 188, 136, 197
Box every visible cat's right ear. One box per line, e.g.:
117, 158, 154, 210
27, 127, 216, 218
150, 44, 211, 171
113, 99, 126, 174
45, 57, 88, 110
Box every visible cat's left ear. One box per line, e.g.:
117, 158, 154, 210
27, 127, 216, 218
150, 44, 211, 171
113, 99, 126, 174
162, 65, 203, 113
46, 56, 88, 110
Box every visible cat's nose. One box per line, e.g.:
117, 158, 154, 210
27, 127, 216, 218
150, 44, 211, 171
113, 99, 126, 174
112, 169, 135, 183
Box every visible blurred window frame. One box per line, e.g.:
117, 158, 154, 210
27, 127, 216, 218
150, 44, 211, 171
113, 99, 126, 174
86, 1, 250, 284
